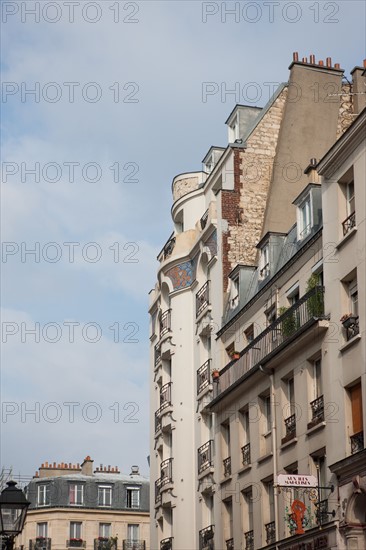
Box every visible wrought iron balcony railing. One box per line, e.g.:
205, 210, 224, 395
282, 413, 296, 443
94, 539, 117, 550
160, 457, 173, 485
155, 478, 162, 505
154, 344, 161, 366
197, 359, 211, 394
67, 540, 85, 548
160, 310, 171, 339
160, 538, 173, 550
223, 456, 231, 477
122, 541, 146, 550
315, 499, 331, 525
244, 530, 254, 550
225, 539, 234, 550
265, 521, 276, 544
30, 539, 51, 550
350, 431, 364, 454
309, 395, 324, 425
241, 443, 251, 466
200, 209, 209, 230
198, 525, 214, 550
154, 412, 162, 434
342, 211, 356, 236
155, 382, 172, 433
345, 316, 359, 341
163, 236, 176, 259
217, 287, 325, 397
198, 440, 213, 474
196, 281, 210, 317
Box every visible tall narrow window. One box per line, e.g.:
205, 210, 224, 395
346, 181, 355, 217
126, 487, 140, 508
69, 484, 84, 505
349, 279, 358, 317
70, 522, 82, 540
127, 525, 139, 542
314, 359, 322, 399
98, 486, 112, 507
99, 524, 111, 538
37, 485, 50, 506
37, 523, 48, 538
350, 383, 364, 454
300, 198, 311, 238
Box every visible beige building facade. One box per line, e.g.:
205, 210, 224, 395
16, 457, 150, 550
149, 54, 365, 550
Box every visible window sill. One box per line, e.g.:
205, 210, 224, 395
280, 437, 298, 451
336, 226, 357, 250
238, 464, 252, 475
306, 420, 326, 435
257, 451, 273, 464
339, 334, 361, 353
220, 475, 232, 484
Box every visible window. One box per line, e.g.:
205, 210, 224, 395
126, 487, 140, 508
288, 377, 295, 416
349, 279, 358, 317
314, 359, 322, 399
99, 524, 111, 538
127, 525, 139, 542
349, 383, 363, 453
229, 115, 239, 142
37, 523, 48, 538
37, 485, 50, 506
98, 486, 112, 507
70, 522, 82, 540
339, 167, 356, 235
69, 484, 84, 506
263, 395, 271, 433
244, 324, 254, 344
299, 197, 311, 238
346, 180, 355, 217
260, 245, 270, 279
242, 488, 253, 535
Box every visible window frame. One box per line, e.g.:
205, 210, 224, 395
69, 483, 84, 506
37, 484, 50, 507
98, 485, 112, 507
126, 487, 140, 509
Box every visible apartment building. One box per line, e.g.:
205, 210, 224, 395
16, 457, 150, 550
149, 54, 365, 550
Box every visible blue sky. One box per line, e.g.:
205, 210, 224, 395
1, 0, 365, 478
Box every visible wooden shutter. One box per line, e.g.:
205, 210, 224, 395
350, 384, 363, 433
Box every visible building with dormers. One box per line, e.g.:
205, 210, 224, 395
16, 457, 150, 550
149, 54, 365, 550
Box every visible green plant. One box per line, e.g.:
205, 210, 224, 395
306, 273, 324, 317
279, 306, 299, 337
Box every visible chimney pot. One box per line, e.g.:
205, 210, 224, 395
310, 158, 317, 166
363, 59, 366, 68
77, 463, 80, 468
45, 462, 48, 467
293, 52, 299, 62
334, 63, 340, 69
310, 54, 315, 64
326, 57, 332, 67
53, 462, 56, 468
302, 57, 308, 63
319, 60, 324, 66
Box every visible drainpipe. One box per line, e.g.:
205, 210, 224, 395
260, 365, 279, 547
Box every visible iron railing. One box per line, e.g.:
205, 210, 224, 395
342, 211, 356, 236
198, 525, 214, 550
163, 236, 176, 259
225, 539, 234, 550
310, 395, 324, 423
154, 383, 172, 433
160, 538, 173, 550
122, 542, 145, 550
196, 282, 210, 317
154, 344, 161, 366
198, 440, 213, 474
315, 500, 330, 524
160, 458, 173, 486
244, 531, 254, 550
154, 412, 162, 434
218, 287, 325, 396
67, 541, 85, 548
265, 522, 276, 544
160, 310, 171, 338
345, 316, 359, 341
241, 443, 251, 466
30, 539, 51, 550
350, 431, 364, 454
223, 456, 231, 477
197, 360, 211, 394
94, 540, 117, 550
284, 414, 296, 440
200, 209, 209, 230
154, 478, 162, 505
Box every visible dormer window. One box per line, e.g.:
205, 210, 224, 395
229, 115, 239, 142
293, 184, 322, 242
260, 244, 270, 279
205, 154, 214, 174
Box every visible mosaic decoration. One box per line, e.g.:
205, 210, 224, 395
166, 255, 198, 291
204, 230, 218, 257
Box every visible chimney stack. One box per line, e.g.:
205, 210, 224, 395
81, 456, 94, 476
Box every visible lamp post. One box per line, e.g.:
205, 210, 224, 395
0, 481, 30, 550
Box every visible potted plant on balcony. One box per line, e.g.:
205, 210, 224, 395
278, 307, 298, 338
340, 313, 358, 328
211, 369, 220, 381
231, 351, 241, 360
306, 274, 324, 317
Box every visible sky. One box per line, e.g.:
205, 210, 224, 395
1, 0, 365, 480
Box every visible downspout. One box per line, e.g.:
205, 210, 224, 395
260, 365, 279, 547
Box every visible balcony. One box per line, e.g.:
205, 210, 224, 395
197, 360, 211, 395
160, 538, 173, 550
223, 456, 231, 477
160, 310, 171, 339
200, 209, 209, 230
154, 344, 161, 366
30, 539, 51, 550
122, 542, 146, 550
241, 443, 251, 466
217, 287, 326, 398
198, 440, 213, 474
315, 499, 332, 525
350, 431, 364, 454
163, 235, 176, 259
265, 522, 276, 544
67, 541, 85, 548
196, 282, 210, 317
342, 211, 356, 236
282, 414, 296, 444
344, 316, 359, 341
244, 530, 254, 550
155, 478, 162, 505
155, 383, 172, 434
308, 395, 324, 429
155, 458, 173, 505
225, 539, 234, 550
199, 525, 214, 550
94, 539, 117, 550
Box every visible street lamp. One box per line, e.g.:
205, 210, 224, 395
0, 481, 30, 550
